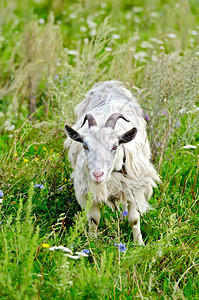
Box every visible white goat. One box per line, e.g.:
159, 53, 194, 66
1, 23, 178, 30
65, 81, 160, 245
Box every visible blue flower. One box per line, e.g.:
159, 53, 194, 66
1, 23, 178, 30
54, 74, 59, 80
115, 242, 127, 253
34, 183, 44, 189
0, 190, 3, 197
82, 249, 90, 254
58, 186, 63, 191
174, 121, 181, 128
119, 243, 126, 253
122, 210, 128, 217
145, 115, 149, 122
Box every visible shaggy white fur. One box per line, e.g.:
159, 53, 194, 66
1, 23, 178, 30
65, 81, 160, 245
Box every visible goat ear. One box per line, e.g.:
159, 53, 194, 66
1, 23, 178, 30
65, 125, 83, 143
118, 127, 137, 144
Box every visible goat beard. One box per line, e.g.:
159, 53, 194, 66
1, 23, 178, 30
89, 180, 108, 204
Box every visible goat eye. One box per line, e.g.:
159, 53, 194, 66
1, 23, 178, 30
111, 146, 118, 151
83, 143, 89, 151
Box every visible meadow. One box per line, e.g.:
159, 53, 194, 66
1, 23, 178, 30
0, 0, 199, 299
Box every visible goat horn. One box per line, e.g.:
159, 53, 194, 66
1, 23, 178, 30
81, 113, 97, 128
105, 113, 130, 129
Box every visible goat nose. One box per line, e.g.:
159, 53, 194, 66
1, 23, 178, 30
93, 171, 104, 178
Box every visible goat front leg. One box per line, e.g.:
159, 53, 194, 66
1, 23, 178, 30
88, 204, 101, 236
128, 202, 144, 246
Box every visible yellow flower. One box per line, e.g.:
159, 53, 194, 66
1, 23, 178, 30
23, 159, 28, 163
14, 153, 18, 157
42, 243, 50, 248
35, 157, 39, 161
50, 149, 53, 153
43, 147, 47, 151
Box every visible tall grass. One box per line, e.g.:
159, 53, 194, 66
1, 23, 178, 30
0, 0, 199, 298
0, 184, 40, 299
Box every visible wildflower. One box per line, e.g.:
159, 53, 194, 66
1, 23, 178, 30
191, 30, 198, 36
34, 183, 45, 189
166, 33, 177, 39
134, 15, 141, 24
84, 38, 89, 44
112, 34, 121, 40
87, 18, 97, 28
105, 47, 113, 52
58, 187, 63, 191
134, 51, 147, 62
14, 153, 18, 157
60, 263, 69, 269
122, 210, 128, 217
43, 147, 47, 151
23, 159, 29, 163
38, 18, 45, 24
157, 142, 161, 146
140, 41, 153, 49
67, 50, 78, 56
80, 26, 87, 32
174, 121, 181, 128
133, 6, 143, 13
4, 120, 15, 131
162, 110, 168, 116
42, 243, 50, 248
0, 199, 3, 204
0, 190, 3, 197
82, 249, 90, 254
150, 37, 164, 44
125, 12, 132, 20
119, 243, 127, 253
115, 242, 127, 253
145, 115, 149, 122
179, 107, 186, 114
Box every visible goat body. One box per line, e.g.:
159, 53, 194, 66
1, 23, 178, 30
65, 81, 160, 245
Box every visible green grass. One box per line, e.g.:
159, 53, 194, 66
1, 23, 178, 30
0, 0, 199, 299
